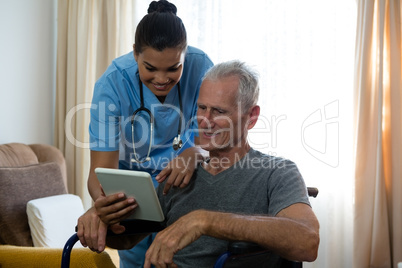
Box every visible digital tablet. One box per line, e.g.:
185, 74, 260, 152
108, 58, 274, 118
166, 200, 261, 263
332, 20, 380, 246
95, 168, 165, 222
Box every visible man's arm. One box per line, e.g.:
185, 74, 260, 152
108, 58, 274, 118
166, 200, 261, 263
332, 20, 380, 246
144, 203, 319, 268
205, 203, 319, 261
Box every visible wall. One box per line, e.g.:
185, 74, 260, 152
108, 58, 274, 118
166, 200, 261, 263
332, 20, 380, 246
0, 0, 57, 145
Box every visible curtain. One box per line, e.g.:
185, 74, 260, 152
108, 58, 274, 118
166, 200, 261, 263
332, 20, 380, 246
55, 0, 135, 209
353, 0, 402, 267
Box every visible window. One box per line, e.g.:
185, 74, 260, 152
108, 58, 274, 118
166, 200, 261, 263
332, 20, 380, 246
169, 1, 357, 266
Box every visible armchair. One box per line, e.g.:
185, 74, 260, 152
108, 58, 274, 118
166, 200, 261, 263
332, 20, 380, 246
0, 143, 115, 267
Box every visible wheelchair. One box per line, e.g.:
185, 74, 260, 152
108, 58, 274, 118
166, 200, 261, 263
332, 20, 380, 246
61, 187, 318, 268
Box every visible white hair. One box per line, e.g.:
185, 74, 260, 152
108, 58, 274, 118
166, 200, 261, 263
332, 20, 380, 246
202, 60, 260, 112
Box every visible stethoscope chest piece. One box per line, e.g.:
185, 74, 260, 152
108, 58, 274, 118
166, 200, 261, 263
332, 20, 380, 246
172, 135, 183, 151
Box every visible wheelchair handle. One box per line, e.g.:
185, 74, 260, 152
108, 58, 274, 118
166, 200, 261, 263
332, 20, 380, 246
307, 187, 318, 198
61, 233, 79, 268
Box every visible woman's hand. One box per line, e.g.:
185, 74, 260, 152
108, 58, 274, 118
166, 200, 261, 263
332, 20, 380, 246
155, 147, 205, 194
94, 192, 138, 225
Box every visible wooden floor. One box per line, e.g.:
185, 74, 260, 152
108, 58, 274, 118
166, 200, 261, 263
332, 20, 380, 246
105, 247, 120, 267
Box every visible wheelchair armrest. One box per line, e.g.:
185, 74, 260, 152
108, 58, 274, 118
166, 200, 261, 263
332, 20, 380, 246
74, 219, 165, 236
224, 241, 302, 268
107, 219, 165, 236
228, 241, 266, 255
214, 241, 268, 268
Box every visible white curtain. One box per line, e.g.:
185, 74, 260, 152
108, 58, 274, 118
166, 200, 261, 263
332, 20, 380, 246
170, 0, 357, 267
55, 0, 136, 209
353, 1, 402, 267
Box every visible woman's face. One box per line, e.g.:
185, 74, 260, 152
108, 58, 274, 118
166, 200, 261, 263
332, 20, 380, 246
134, 46, 185, 101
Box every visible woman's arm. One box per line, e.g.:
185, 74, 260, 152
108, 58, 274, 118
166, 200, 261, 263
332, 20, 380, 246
87, 150, 119, 201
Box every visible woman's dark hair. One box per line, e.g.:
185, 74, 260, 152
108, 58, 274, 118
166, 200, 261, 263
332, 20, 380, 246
134, 0, 187, 54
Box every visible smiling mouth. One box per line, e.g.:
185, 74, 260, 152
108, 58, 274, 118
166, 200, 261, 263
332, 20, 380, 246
152, 81, 171, 90
201, 130, 221, 138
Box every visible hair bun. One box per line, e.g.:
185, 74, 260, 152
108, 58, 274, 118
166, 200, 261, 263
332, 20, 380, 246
148, 0, 177, 15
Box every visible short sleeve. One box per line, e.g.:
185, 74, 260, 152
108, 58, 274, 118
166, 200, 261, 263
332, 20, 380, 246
89, 82, 121, 151
267, 159, 310, 216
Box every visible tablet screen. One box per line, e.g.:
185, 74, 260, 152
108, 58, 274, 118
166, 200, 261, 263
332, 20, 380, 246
95, 168, 165, 222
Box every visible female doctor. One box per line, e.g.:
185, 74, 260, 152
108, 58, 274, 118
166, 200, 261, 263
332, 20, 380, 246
76, 1, 213, 267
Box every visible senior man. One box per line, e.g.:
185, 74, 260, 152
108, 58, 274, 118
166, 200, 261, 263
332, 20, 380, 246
87, 60, 320, 268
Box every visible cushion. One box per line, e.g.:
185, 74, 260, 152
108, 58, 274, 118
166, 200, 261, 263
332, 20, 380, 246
0, 245, 116, 268
0, 143, 39, 167
0, 162, 67, 246
27, 194, 85, 248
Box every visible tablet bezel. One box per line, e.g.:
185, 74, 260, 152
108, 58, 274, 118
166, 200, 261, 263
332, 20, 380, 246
95, 167, 165, 222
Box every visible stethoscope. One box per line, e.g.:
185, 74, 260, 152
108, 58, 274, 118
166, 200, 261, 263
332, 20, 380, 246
130, 76, 183, 163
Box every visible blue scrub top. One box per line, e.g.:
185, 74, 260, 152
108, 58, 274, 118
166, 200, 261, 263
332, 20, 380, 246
89, 46, 213, 178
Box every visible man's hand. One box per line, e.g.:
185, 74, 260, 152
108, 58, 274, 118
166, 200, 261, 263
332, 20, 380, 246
76, 207, 109, 252
144, 210, 207, 268
76, 193, 137, 252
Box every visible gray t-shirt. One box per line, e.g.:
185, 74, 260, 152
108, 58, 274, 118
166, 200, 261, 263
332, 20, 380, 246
157, 148, 310, 268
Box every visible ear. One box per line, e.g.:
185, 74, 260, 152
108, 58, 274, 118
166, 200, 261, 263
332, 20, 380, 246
133, 44, 138, 62
247, 105, 260, 130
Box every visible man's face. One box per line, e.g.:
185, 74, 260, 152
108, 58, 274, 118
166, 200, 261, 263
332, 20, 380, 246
196, 76, 250, 152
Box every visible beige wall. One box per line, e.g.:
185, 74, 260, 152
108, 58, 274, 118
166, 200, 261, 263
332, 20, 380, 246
0, 0, 57, 145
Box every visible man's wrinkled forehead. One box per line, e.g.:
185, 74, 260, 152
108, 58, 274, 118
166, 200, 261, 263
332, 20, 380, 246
197, 78, 239, 108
